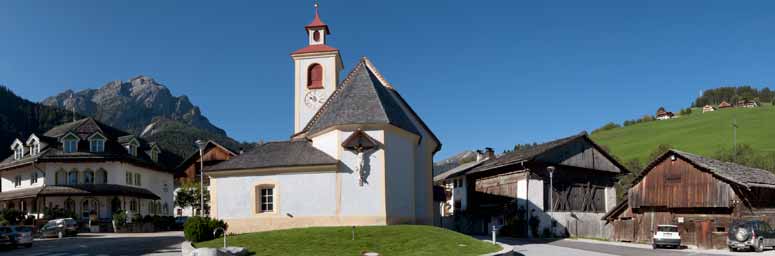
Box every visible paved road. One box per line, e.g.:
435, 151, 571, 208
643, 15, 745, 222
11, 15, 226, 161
0, 231, 183, 256
501, 238, 773, 256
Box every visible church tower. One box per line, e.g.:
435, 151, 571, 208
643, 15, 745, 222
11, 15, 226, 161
291, 2, 343, 133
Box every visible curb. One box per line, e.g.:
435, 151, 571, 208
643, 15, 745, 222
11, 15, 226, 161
480, 240, 514, 256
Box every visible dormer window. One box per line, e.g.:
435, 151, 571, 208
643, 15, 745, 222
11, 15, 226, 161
89, 133, 106, 153
11, 139, 24, 160
13, 146, 23, 160
62, 134, 79, 153
124, 139, 139, 156
150, 146, 160, 162
27, 135, 41, 156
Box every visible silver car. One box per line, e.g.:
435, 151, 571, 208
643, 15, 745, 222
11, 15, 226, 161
39, 218, 79, 238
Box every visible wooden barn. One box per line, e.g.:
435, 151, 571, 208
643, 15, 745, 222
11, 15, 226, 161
435, 132, 628, 238
603, 149, 775, 249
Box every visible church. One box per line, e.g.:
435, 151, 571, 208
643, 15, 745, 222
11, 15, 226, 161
206, 5, 441, 234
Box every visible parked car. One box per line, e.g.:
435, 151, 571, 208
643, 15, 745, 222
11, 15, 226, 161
0, 226, 33, 248
39, 218, 79, 238
728, 220, 775, 252
653, 224, 681, 249
0, 227, 13, 247
175, 216, 189, 229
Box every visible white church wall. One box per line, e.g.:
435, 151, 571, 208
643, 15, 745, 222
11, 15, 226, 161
213, 171, 337, 219
311, 129, 338, 159
383, 128, 416, 224
338, 129, 386, 217
413, 138, 435, 224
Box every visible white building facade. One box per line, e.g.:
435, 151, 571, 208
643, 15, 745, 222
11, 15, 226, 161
0, 118, 175, 222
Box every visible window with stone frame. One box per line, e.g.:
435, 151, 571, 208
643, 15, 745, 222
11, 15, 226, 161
14, 175, 22, 187
134, 173, 141, 186
31, 172, 38, 184
83, 169, 94, 184
256, 185, 275, 213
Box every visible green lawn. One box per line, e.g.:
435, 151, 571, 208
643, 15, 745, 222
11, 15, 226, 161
591, 103, 775, 164
194, 225, 500, 256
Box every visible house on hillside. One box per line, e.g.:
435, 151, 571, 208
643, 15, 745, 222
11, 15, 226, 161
434, 133, 627, 239
173, 140, 237, 217
0, 118, 174, 224
718, 101, 733, 109
205, 5, 441, 234
656, 107, 674, 120
603, 150, 775, 249
736, 99, 759, 108
702, 105, 715, 113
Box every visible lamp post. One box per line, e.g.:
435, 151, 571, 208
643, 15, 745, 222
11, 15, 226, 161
195, 140, 206, 216
547, 166, 555, 235
546, 166, 555, 213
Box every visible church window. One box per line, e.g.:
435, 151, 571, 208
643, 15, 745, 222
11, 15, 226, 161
307, 64, 323, 89
255, 185, 275, 213
313, 30, 321, 42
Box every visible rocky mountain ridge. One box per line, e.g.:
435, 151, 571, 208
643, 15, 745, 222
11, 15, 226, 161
42, 75, 225, 136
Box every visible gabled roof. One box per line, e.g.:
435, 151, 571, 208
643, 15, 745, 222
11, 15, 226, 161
206, 141, 337, 172
300, 57, 421, 138
468, 132, 627, 175
433, 159, 486, 182
637, 150, 775, 190
1, 117, 171, 172
174, 140, 238, 173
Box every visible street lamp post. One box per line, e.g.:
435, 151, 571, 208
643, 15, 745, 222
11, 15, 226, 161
547, 166, 555, 235
195, 140, 206, 216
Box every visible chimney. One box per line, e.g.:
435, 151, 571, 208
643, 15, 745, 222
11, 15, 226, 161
475, 150, 485, 162
239, 148, 244, 155
485, 147, 495, 159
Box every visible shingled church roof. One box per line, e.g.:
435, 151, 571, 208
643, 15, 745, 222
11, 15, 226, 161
300, 58, 421, 138
206, 141, 337, 172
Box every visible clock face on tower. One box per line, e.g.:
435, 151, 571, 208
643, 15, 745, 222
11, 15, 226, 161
304, 90, 327, 108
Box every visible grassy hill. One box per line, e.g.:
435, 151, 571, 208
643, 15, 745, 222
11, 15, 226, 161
591, 103, 775, 168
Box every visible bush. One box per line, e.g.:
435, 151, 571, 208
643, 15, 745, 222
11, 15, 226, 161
113, 210, 127, 226
0, 209, 25, 225
184, 216, 228, 242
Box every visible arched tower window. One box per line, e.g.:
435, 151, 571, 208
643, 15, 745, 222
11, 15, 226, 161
307, 64, 323, 89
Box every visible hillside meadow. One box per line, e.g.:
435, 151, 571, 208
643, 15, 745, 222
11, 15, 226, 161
591, 103, 775, 167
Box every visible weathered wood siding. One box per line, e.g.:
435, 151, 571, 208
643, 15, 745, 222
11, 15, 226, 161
474, 171, 526, 198
535, 138, 621, 173
629, 156, 734, 209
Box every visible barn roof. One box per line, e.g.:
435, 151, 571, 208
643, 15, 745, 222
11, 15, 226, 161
467, 132, 627, 175
641, 150, 775, 190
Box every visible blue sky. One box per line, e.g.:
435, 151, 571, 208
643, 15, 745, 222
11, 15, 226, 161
1, 1, 774, 160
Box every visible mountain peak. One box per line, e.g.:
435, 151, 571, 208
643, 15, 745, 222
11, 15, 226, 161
42, 76, 226, 136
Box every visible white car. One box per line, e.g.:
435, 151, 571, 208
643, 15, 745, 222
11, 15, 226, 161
653, 224, 681, 249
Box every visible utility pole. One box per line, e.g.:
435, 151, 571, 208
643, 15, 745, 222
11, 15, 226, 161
733, 118, 738, 162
